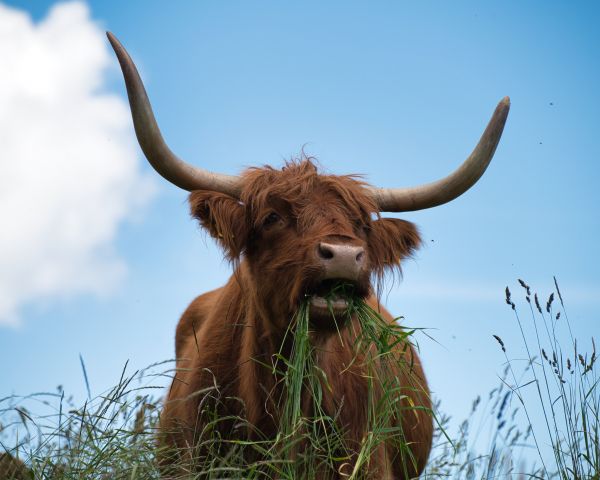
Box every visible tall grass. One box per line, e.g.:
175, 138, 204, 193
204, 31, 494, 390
1, 279, 598, 478
500, 278, 599, 478
0, 361, 166, 478
423, 278, 599, 479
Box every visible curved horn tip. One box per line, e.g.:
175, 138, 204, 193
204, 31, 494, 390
493, 97, 511, 131
106, 31, 116, 44
106, 31, 124, 53
499, 96, 511, 110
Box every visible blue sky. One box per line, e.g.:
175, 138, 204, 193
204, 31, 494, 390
1, 0, 599, 453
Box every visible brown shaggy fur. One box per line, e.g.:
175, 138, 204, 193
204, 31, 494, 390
160, 160, 432, 478
0, 453, 31, 479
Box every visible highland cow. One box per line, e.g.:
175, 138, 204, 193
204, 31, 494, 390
108, 32, 509, 479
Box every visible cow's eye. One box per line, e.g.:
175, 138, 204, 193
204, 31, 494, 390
355, 220, 370, 236
263, 212, 281, 227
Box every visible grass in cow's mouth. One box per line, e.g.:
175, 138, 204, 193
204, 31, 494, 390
307, 279, 365, 303
270, 295, 428, 478
319, 279, 358, 298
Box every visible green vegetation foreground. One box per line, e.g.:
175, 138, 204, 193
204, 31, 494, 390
1, 280, 599, 478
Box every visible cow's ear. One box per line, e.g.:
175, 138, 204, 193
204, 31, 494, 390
369, 218, 421, 269
189, 191, 248, 261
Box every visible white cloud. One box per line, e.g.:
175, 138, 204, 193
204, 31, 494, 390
0, 2, 154, 325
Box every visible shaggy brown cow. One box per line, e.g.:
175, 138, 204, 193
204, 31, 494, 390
108, 33, 509, 479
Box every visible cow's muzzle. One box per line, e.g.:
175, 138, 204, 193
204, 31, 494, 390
317, 242, 365, 281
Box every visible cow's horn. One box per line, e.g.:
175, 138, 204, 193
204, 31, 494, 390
369, 97, 510, 212
106, 32, 241, 196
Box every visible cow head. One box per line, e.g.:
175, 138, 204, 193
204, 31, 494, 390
107, 33, 509, 330
188, 160, 421, 329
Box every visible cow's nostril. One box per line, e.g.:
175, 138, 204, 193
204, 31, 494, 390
356, 250, 365, 263
318, 243, 335, 260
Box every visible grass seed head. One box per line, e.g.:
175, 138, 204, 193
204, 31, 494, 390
534, 293, 542, 314
546, 293, 554, 313
493, 334, 506, 352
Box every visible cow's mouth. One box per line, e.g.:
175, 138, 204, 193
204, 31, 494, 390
305, 279, 368, 330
